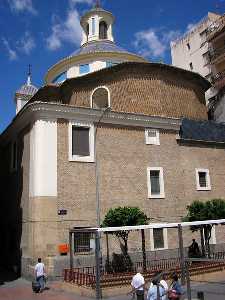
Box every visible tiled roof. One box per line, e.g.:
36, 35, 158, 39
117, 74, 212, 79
71, 41, 132, 56
16, 84, 38, 96
180, 118, 225, 143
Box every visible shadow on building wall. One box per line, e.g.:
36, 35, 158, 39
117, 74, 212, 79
0, 132, 25, 283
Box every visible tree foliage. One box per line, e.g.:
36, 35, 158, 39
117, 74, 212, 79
102, 207, 148, 272
183, 199, 225, 257
102, 207, 148, 250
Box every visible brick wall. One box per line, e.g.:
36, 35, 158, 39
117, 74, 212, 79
57, 122, 225, 249
69, 66, 208, 120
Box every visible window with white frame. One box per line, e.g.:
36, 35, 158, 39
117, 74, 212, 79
195, 168, 211, 191
11, 140, 17, 171
147, 167, 165, 198
69, 122, 94, 162
145, 129, 160, 145
150, 228, 168, 250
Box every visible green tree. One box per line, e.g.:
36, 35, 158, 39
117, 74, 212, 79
183, 199, 225, 257
102, 206, 148, 272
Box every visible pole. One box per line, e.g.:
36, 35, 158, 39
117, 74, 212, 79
95, 230, 102, 299
178, 224, 186, 285
141, 229, 147, 272
95, 107, 111, 227
69, 231, 73, 280
186, 261, 192, 300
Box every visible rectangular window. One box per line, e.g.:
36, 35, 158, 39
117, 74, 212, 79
91, 17, 95, 35
69, 122, 94, 162
74, 232, 91, 253
187, 43, 190, 50
195, 168, 211, 191
79, 64, 90, 75
147, 167, 165, 198
189, 62, 193, 70
202, 52, 210, 65
150, 228, 168, 250
145, 129, 160, 145
11, 140, 17, 171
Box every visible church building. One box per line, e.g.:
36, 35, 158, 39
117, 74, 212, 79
1, 2, 225, 278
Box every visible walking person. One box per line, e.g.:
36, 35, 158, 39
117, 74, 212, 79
160, 273, 168, 300
34, 258, 46, 293
147, 277, 165, 300
131, 267, 145, 300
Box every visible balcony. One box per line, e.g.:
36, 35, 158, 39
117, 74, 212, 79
209, 46, 225, 63
206, 15, 225, 41
211, 70, 225, 89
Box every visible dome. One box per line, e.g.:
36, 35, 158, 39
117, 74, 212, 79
16, 83, 38, 97
71, 40, 133, 56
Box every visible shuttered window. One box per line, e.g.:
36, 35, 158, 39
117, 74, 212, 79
199, 172, 207, 187
145, 129, 160, 145
72, 126, 90, 157
196, 169, 211, 191
153, 228, 164, 249
150, 170, 160, 195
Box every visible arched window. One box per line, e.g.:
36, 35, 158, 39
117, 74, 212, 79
99, 21, 108, 39
91, 87, 110, 109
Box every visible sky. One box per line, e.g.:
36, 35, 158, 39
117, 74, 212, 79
0, 0, 225, 133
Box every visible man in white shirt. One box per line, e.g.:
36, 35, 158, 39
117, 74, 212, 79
131, 267, 145, 300
34, 258, 46, 292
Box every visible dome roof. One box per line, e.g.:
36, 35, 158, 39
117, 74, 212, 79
71, 41, 133, 56
16, 83, 38, 96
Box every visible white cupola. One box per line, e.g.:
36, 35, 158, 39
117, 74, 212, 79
15, 65, 38, 114
80, 0, 114, 45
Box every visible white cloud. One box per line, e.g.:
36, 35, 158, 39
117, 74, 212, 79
7, 0, 37, 14
17, 31, 35, 54
46, 0, 95, 51
134, 28, 181, 59
2, 38, 18, 61
46, 10, 83, 51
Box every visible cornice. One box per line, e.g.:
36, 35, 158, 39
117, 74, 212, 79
0, 102, 181, 145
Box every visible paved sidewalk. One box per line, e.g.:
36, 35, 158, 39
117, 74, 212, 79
1, 276, 225, 300
0, 278, 91, 300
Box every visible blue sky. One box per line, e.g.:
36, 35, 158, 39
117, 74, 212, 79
0, 0, 225, 133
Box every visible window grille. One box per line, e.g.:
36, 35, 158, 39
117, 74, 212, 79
74, 232, 91, 253
198, 172, 207, 187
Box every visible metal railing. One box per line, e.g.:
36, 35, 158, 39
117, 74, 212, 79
63, 254, 225, 288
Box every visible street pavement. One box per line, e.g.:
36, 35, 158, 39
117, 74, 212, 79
1, 276, 225, 300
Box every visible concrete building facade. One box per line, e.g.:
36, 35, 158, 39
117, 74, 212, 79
171, 12, 225, 123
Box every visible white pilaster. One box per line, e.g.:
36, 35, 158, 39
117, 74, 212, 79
29, 119, 57, 197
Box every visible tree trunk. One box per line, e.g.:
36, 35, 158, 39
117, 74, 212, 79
124, 238, 128, 255
141, 229, 146, 272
